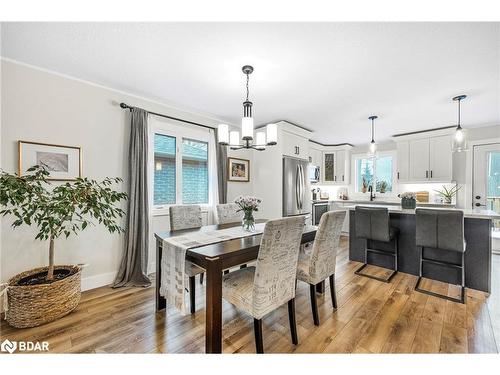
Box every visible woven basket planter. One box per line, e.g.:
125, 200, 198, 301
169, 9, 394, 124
5, 265, 82, 328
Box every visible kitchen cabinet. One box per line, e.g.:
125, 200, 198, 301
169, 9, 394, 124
398, 133, 453, 183
409, 138, 430, 181
282, 130, 309, 160
396, 140, 409, 182
308, 147, 322, 166
429, 135, 452, 181
322, 150, 350, 184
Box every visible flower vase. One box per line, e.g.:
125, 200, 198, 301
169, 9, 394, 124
242, 210, 255, 232
401, 197, 416, 209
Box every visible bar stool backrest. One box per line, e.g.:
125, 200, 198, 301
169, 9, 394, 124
355, 206, 391, 242
415, 208, 465, 252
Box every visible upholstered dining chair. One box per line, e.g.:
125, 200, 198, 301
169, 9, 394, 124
169, 205, 205, 314
216, 203, 243, 224
222, 216, 306, 353
296, 210, 345, 326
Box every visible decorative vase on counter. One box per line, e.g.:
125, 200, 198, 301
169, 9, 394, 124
400, 192, 417, 209
235, 196, 262, 232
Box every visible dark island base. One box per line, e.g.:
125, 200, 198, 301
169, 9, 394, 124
348, 210, 492, 293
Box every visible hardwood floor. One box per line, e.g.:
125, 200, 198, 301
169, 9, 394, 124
1, 237, 498, 353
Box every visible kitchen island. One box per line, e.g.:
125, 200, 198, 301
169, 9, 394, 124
347, 205, 500, 293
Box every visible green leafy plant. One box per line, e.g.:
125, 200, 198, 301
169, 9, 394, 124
377, 180, 388, 194
434, 185, 461, 204
0, 166, 127, 281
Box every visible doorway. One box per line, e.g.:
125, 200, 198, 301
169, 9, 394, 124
473, 142, 500, 252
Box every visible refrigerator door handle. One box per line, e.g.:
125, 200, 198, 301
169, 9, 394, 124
300, 164, 305, 210
295, 164, 301, 211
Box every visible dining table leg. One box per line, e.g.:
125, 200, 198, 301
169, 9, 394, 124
205, 256, 223, 353
156, 239, 166, 311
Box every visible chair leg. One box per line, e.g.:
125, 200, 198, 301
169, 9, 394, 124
240, 264, 247, 269
287, 298, 298, 345
223, 270, 229, 275
329, 274, 337, 309
199, 273, 204, 285
309, 284, 320, 326
189, 276, 196, 314
253, 318, 264, 354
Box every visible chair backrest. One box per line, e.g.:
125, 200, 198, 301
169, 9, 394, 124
415, 208, 465, 252
355, 206, 391, 242
169, 205, 202, 231
308, 210, 346, 281
252, 216, 305, 319
216, 203, 243, 224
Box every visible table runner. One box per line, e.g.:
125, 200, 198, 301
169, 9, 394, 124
160, 223, 266, 315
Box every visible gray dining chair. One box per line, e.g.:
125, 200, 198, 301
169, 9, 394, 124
216, 203, 243, 224
297, 210, 345, 325
354, 206, 399, 283
222, 216, 305, 353
169, 205, 205, 313
415, 208, 467, 304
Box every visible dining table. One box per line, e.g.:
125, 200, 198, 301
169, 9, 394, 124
154, 219, 318, 353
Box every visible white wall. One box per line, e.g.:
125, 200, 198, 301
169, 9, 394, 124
0, 60, 250, 289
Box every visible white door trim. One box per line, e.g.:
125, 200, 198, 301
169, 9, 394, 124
465, 137, 500, 209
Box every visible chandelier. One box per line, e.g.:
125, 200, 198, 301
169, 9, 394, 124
217, 65, 277, 151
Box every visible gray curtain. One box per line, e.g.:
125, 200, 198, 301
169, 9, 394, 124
113, 108, 151, 288
215, 129, 228, 204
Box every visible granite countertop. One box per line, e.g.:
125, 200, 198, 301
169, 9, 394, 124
344, 204, 500, 219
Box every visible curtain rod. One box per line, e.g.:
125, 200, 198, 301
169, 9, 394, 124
119, 102, 216, 131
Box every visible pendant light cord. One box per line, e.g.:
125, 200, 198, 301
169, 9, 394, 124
371, 118, 375, 142
246, 73, 250, 101
457, 98, 461, 128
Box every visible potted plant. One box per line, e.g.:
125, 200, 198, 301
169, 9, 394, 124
234, 196, 262, 232
378, 180, 388, 194
434, 185, 460, 204
400, 192, 417, 209
0, 166, 127, 328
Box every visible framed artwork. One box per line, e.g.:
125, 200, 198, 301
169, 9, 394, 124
18, 140, 82, 181
228, 157, 250, 182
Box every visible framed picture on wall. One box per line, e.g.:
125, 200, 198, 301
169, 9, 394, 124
228, 157, 250, 182
18, 140, 82, 181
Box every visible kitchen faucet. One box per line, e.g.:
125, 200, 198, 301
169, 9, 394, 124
368, 185, 375, 201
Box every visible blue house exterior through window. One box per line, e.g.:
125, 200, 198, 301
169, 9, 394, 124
154, 134, 176, 205
182, 138, 208, 204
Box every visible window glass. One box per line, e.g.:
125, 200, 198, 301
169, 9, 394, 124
355, 155, 393, 193
375, 156, 393, 193
356, 158, 374, 192
182, 138, 208, 204
154, 134, 176, 205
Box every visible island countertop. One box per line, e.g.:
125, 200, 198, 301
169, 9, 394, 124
344, 204, 500, 220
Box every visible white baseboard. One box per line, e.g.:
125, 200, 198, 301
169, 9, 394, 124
81, 271, 117, 291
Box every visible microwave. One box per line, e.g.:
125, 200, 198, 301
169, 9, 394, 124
308, 165, 320, 183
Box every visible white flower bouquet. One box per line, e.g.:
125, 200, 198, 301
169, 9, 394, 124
234, 196, 262, 231
399, 192, 416, 209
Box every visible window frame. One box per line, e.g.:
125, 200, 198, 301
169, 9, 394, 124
352, 150, 397, 197
149, 117, 212, 215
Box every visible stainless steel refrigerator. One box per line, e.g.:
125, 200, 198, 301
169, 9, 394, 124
283, 156, 311, 217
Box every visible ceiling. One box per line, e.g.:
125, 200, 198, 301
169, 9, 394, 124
1, 22, 499, 145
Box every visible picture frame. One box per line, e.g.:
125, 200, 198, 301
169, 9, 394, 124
18, 140, 83, 181
228, 157, 250, 182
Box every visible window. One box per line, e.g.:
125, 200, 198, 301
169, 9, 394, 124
152, 122, 211, 208
182, 138, 208, 204
355, 155, 393, 193
154, 134, 176, 205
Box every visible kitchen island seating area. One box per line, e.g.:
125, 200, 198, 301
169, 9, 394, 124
353, 206, 399, 283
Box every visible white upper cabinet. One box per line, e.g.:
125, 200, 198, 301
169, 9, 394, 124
429, 135, 453, 181
308, 147, 322, 166
409, 138, 430, 181
396, 131, 454, 183
281, 130, 309, 160
396, 141, 410, 182
321, 148, 351, 184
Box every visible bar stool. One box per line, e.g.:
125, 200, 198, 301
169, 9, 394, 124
354, 206, 399, 282
414, 208, 466, 304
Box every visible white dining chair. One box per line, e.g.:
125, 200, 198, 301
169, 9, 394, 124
216, 203, 243, 224
169, 205, 205, 314
221, 216, 305, 353
296, 210, 345, 325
